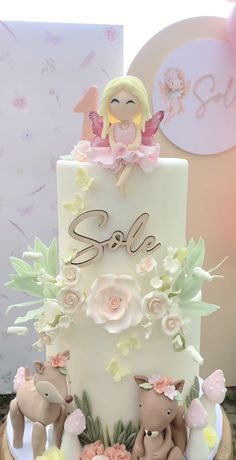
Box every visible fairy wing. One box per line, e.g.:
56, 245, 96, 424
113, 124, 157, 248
143, 111, 164, 136
89, 110, 104, 136
141, 111, 164, 146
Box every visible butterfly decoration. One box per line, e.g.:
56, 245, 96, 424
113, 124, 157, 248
63, 195, 85, 216
45, 31, 64, 46
116, 335, 141, 356
17, 205, 34, 217
75, 167, 94, 192
106, 358, 130, 382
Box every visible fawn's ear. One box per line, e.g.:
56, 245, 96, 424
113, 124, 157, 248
61, 350, 70, 360
173, 379, 185, 393
34, 361, 45, 374
134, 375, 148, 386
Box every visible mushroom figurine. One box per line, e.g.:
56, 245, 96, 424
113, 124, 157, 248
200, 369, 226, 427
185, 399, 209, 460
61, 409, 86, 460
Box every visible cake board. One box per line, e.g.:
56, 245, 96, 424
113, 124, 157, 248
1, 408, 234, 460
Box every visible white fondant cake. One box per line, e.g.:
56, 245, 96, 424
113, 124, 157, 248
6, 76, 226, 460
52, 158, 201, 429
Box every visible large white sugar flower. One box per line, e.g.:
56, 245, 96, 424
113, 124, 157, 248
86, 274, 143, 333
163, 247, 181, 274
136, 256, 157, 276
161, 312, 183, 336
57, 264, 81, 287
57, 287, 84, 314
142, 291, 170, 320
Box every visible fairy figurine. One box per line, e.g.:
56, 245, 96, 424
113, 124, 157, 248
74, 76, 164, 188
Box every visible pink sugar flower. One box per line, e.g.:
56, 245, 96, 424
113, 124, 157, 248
49, 353, 67, 368
148, 374, 161, 385
154, 376, 173, 394
164, 385, 178, 400
81, 440, 105, 460
12, 96, 27, 109
104, 443, 131, 460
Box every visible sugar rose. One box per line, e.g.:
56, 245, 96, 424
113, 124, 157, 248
161, 313, 183, 336
58, 265, 81, 286
86, 274, 143, 333
57, 287, 84, 314
142, 291, 170, 320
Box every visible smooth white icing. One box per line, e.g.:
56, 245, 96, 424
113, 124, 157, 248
48, 158, 201, 429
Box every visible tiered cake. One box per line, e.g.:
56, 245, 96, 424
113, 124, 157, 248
6, 76, 225, 460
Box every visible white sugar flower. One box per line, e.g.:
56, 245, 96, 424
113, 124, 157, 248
33, 326, 58, 350
57, 264, 81, 287
58, 315, 74, 328
136, 256, 157, 276
86, 274, 143, 333
161, 312, 183, 336
150, 275, 163, 289
22, 251, 43, 261
57, 287, 84, 314
44, 300, 60, 324
142, 291, 170, 320
163, 247, 181, 274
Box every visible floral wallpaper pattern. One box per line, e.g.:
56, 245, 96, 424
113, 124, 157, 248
0, 20, 123, 393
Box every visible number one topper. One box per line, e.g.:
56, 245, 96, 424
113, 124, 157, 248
74, 85, 99, 141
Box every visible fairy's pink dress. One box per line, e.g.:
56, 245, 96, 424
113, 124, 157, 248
74, 111, 164, 174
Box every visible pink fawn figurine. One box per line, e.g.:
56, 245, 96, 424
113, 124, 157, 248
10, 350, 73, 460
132, 375, 187, 460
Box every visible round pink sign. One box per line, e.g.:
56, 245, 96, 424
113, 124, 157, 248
153, 39, 236, 154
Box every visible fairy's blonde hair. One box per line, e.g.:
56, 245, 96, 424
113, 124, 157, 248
99, 75, 151, 139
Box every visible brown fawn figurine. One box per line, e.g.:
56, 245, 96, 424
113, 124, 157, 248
132, 375, 187, 460
10, 350, 73, 460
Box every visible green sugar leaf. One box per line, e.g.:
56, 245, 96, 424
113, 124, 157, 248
14, 306, 45, 324
47, 238, 59, 276
10, 257, 35, 276
139, 382, 153, 390
179, 276, 204, 301
180, 300, 220, 316
6, 299, 43, 314
6, 275, 44, 297
186, 237, 205, 274
82, 391, 92, 417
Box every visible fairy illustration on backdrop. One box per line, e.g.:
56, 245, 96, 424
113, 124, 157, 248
159, 67, 191, 124
73, 75, 164, 189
